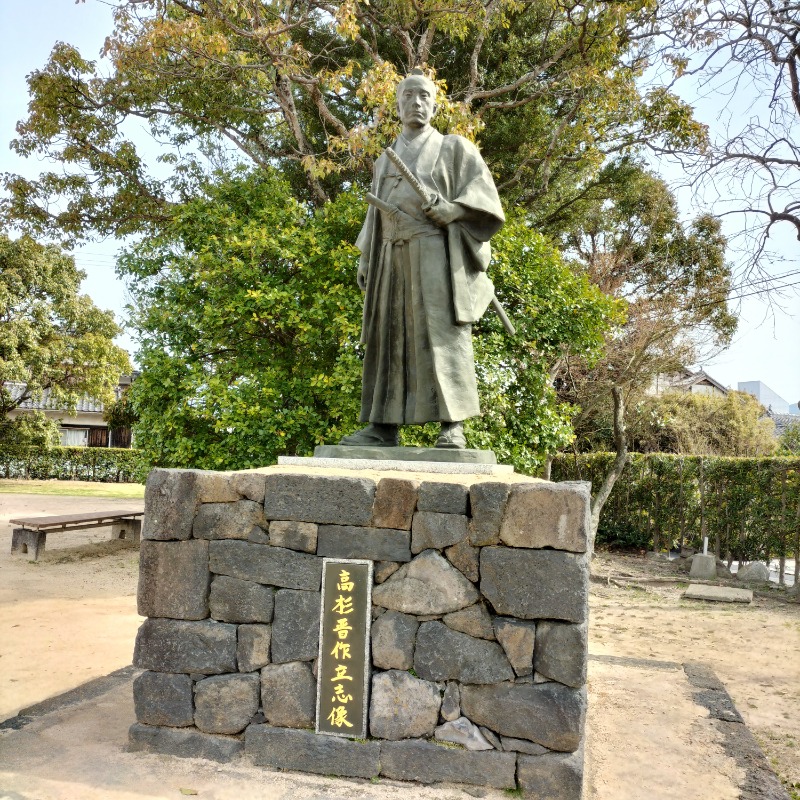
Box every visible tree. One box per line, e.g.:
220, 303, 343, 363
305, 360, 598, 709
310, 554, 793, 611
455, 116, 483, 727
0, 233, 131, 445
1, 0, 705, 243
551, 160, 736, 534
779, 420, 800, 456
658, 0, 800, 273
125, 168, 620, 472
629, 390, 777, 456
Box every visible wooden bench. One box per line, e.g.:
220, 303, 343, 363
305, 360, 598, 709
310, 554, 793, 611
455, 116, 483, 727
10, 510, 145, 561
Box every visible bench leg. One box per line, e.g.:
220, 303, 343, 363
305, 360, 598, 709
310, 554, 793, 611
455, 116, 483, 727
111, 519, 142, 543
11, 528, 47, 561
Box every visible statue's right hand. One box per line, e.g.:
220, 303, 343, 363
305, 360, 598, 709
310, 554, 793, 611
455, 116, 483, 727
357, 269, 367, 291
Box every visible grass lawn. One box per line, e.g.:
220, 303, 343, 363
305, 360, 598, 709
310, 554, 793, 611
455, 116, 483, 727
0, 479, 145, 499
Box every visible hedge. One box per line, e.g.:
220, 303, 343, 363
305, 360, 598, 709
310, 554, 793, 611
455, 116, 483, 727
0, 445, 149, 484
552, 453, 800, 571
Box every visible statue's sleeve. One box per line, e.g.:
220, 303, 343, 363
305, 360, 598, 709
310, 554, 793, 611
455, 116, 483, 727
447, 137, 505, 243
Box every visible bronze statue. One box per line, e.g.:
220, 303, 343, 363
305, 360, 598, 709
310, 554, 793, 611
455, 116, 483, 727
340, 69, 505, 450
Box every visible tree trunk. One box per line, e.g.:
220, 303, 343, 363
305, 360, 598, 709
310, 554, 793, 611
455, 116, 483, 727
589, 386, 629, 543
542, 454, 553, 481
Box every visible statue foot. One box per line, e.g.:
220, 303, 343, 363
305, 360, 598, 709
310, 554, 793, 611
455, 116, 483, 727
339, 423, 399, 447
436, 421, 466, 449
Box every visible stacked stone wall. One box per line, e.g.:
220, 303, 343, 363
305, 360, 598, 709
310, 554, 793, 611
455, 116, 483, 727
130, 466, 590, 799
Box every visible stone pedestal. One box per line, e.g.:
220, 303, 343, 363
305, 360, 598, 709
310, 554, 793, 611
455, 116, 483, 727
130, 463, 590, 799
689, 553, 717, 580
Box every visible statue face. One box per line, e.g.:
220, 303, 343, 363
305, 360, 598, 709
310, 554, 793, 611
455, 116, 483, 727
397, 76, 437, 130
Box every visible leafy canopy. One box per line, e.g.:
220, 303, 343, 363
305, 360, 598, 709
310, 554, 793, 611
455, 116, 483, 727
1, 0, 706, 241
125, 169, 621, 472
0, 233, 131, 445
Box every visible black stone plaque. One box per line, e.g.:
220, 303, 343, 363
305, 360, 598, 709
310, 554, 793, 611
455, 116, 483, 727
316, 558, 372, 738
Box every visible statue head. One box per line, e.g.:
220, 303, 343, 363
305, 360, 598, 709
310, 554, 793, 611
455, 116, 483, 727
396, 68, 438, 130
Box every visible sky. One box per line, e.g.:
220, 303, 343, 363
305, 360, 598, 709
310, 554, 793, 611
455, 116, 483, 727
1, 0, 798, 407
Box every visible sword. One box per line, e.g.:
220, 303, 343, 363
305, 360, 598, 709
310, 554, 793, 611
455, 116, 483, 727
383, 147, 516, 336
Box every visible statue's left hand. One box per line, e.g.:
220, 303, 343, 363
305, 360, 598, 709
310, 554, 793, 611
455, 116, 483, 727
423, 197, 466, 228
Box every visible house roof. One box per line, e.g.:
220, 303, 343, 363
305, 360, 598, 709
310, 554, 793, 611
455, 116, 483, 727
5, 380, 127, 414
672, 369, 729, 395
768, 412, 799, 438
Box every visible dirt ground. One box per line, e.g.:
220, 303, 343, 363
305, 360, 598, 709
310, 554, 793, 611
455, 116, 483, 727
0, 488, 798, 799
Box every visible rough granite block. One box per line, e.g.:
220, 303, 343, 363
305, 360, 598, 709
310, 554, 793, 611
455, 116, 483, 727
268, 521, 317, 553
371, 477, 419, 530
133, 619, 237, 675
194, 674, 260, 735
260, 661, 316, 729
460, 683, 586, 752
517, 747, 585, 800
209, 540, 321, 591
143, 469, 202, 541
133, 671, 194, 727
195, 472, 240, 503
270, 589, 320, 663
534, 621, 588, 688
193, 500, 266, 541
494, 617, 536, 677
137, 539, 210, 620
417, 482, 469, 514
246, 725, 381, 778
263, 473, 376, 525
371, 610, 418, 670
372, 551, 478, 615
444, 539, 480, 582
370, 670, 441, 740
128, 723, 243, 762
379, 739, 517, 788
411, 512, 468, 554
443, 603, 495, 640
414, 621, 513, 684
480, 547, 589, 623
317, 524, 411, 562
468, 482, 511, 546
231, 471, 268, 503
209, 575, 274, 624
500, 481, 590, 552
237, 624, 271, 673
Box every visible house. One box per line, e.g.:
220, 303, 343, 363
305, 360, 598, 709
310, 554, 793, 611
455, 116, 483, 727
649, 369, 729, 398
6, 374, 136, 449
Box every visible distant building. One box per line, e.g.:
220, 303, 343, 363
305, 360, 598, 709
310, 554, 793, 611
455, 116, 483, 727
737, 381, 796, 415
649, 369, 729, 398
6, 374, 136, 448
769, 412, 798, 439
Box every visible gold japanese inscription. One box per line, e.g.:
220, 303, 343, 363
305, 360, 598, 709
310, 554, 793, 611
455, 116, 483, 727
316, 559, 372, 738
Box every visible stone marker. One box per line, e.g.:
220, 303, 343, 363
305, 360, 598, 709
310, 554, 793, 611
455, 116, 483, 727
689, 553, 717, 580
683, 584, 753, 603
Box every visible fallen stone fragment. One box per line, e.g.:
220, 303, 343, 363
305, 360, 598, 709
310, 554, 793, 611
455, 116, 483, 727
683, 584, 753, 603
434, 716, 493, 750
736, 561, 771, 582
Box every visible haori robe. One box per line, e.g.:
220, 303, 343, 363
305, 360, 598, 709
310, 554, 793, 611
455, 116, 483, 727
355, 128, 505, 425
